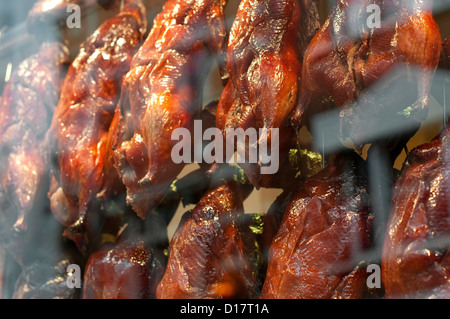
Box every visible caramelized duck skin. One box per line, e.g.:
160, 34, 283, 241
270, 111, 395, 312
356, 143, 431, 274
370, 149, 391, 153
0, 42, 69, 249
291, 0, 442, 146
156, 180, 257, 299
216, 0, 319, 188
382, 126, 450, 298
47, 0, 147, 253
83, 232, 166, 299
113, 0, 228, 219
260, 190, 294, 267
260, 153, 373, 299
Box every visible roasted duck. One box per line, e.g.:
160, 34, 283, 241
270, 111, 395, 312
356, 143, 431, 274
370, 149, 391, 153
83, 216, 167, 299
215, 0, 319, 188
261, 152, 374, 299
290, 0, 442, 149
47, 0, 147, 253
112, 0, 228, 219
0, 42, 69, 259
382, 125, 450, 298
260, 190, 294, 267
156, 176, 258, 299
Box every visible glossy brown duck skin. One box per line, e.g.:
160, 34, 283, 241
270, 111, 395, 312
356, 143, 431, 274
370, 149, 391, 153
260, 190, 294, 267
382, 126, 450, 298
47, 0, 147, 253
215, 0, 319, 188
0, 42, 69, 245
156, 180, 258, 299
83, 226, 166, 299
291, 0, 442, 146
112, 0, 228, 219
260, 153, 373, 299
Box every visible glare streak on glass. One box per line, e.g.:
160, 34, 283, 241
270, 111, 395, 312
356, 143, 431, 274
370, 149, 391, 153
4, 62, 11, 82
